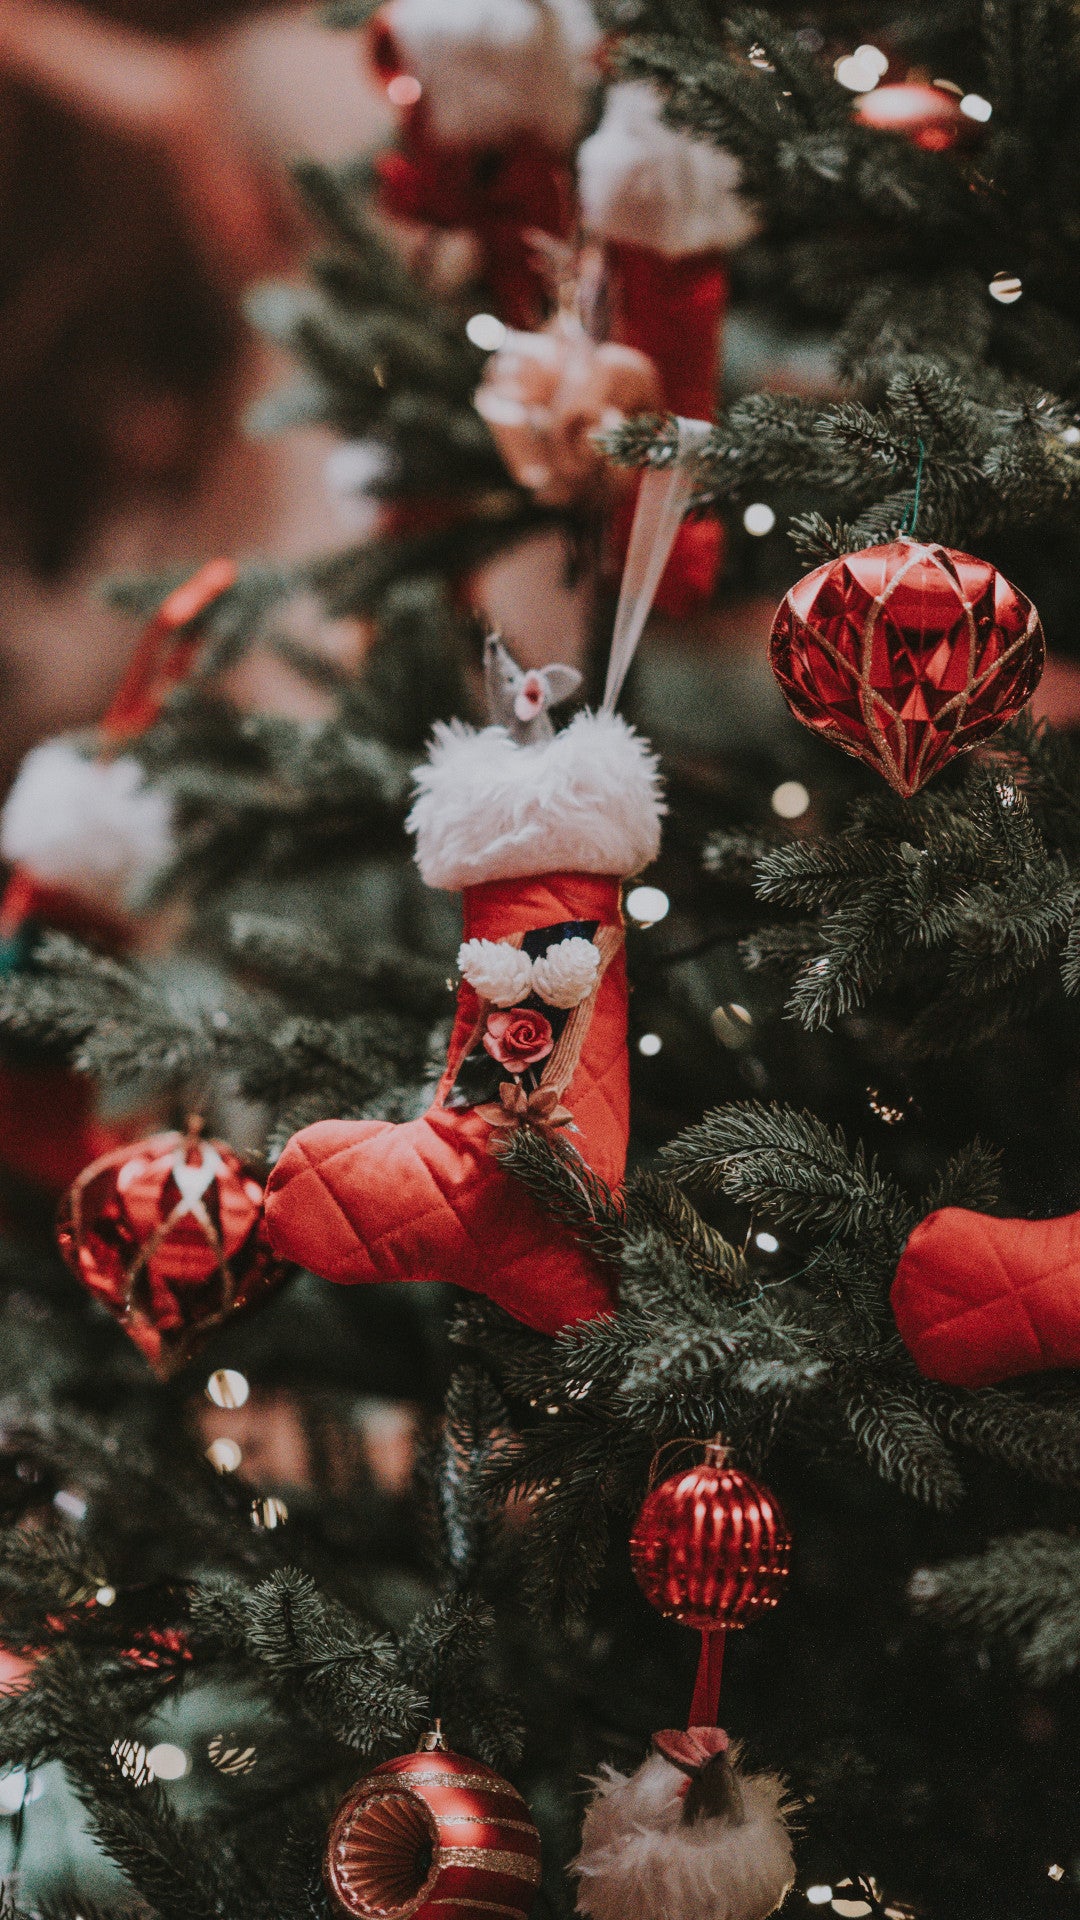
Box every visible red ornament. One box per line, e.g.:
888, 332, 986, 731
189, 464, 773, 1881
769, 538, 1044, 796
57, 1122, 288, 1379
324, 1731, 541, 1920
893, 1205, 1080, 1387
631, 1454, 791, 1632
121, 1625, 193, 1676
631, 1450, 790, 1727
855, 82, 971, 153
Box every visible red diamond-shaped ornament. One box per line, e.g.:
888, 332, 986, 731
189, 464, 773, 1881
769, 538, 1044, 795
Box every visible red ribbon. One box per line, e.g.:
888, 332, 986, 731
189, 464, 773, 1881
689, 1628, 726, 1728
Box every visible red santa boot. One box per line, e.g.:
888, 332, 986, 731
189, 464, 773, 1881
578, 82, 759, 615
365, 0, 597, 327
264, 702, 663, 1334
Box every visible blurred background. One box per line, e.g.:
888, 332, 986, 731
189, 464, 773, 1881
0, 0, 396, 781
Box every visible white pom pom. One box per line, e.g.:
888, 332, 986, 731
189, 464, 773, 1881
457, 937, 535, 1006
381, 0, 598, 149
578, 83, 760, 257
573, 1744, 796, 1920
532, 935, 600, 1007
0, 740, 174, 915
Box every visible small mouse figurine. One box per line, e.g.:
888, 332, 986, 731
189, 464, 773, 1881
483, 634, 582, 743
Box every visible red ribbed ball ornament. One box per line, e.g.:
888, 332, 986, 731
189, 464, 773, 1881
57, 1121, 287, 1380
854, 82, 973, 153
324, 1732, 542, 1920
630, 1453, 791, 1632
769, 538, 1044, 797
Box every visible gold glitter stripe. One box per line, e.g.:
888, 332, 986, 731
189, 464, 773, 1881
439, 1847, 541, 1884
395, 1770, 523, 1793
427, 1903, 531, 1918
436, 1815, 537, 1836
541, 925, 622, 1096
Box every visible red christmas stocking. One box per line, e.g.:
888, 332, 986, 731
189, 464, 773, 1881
264, 708, 664, 1333
0, 560, 235, 1195
893, 1207, 1080, 1388
578, 82, 759, 616
365, 1, 593, 328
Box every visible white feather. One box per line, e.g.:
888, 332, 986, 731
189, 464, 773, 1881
409, 708, 664, 890
0, 740, 174, 913
573, 1747, 796, 1920
382, 0, 598, 149
578, 82, 760, 256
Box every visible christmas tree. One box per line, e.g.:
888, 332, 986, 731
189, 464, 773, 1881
0, 2, 1079, 1916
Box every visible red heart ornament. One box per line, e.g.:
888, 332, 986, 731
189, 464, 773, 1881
769, 538, 1044, 796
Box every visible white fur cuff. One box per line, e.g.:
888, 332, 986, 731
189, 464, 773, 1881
409, 708, 664, 890
578, 82, 760, 258
0, 739, 173, 914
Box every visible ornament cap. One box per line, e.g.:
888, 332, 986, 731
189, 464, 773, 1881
418, 1721, 447, 1752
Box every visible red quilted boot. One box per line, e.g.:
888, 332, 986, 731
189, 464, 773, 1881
264, 708, 664, 1333
893, 1207, 1080, 1387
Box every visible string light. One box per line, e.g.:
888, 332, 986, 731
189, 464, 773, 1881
146, 1743, 188, 1781
626, 885, 670, 927
206, 1368, 249, 1410
386, 73, 422, 107
251, 1495, 288, 1530
807, 1890, 834, 1907
743, 501, 777, 536
712, 1003, 754, 1048
771, 779, 810, 819
0, 1770, 28, 1816
638, 1033, 662, 1057
834, 46, 887, 90
989, 272, 1023, 304
53, 1489, 87, 1520
959, 92, 992, 121
466, 313, 508, 352
755, 1230, 780, 1254
206, 1438, 243, 1474
111, 1738, 152, 1784
1048, 1864, 1065, 1882
95, 1585, 117, 1607
209, 1736, 257, 1776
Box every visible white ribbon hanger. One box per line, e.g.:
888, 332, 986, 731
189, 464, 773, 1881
601, 415, 713, 714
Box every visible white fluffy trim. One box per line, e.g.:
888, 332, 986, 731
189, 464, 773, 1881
574, 1748, 796, 1920
0, 740, 174, 913
381, 0, 598, 149
578, 82, 760, 256
409, 709, 664, 890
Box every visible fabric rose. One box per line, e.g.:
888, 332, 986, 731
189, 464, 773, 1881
484, 1006, 554, 1073
458, 938, 534, 1008
532, 935, 601, 1009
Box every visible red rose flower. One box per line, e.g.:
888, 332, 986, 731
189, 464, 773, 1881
483, 1006, 554, 1073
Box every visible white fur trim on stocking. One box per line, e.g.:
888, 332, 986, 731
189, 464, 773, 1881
578, 82, 760, 257
0, 740, 174, 915
409, 707, 664, 890
573, 1746, 796, 1920
380, 0, 598, 149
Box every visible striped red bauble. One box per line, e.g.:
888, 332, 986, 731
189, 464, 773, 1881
630, 1451, 791, 1632
324, 1730, 541, 1920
